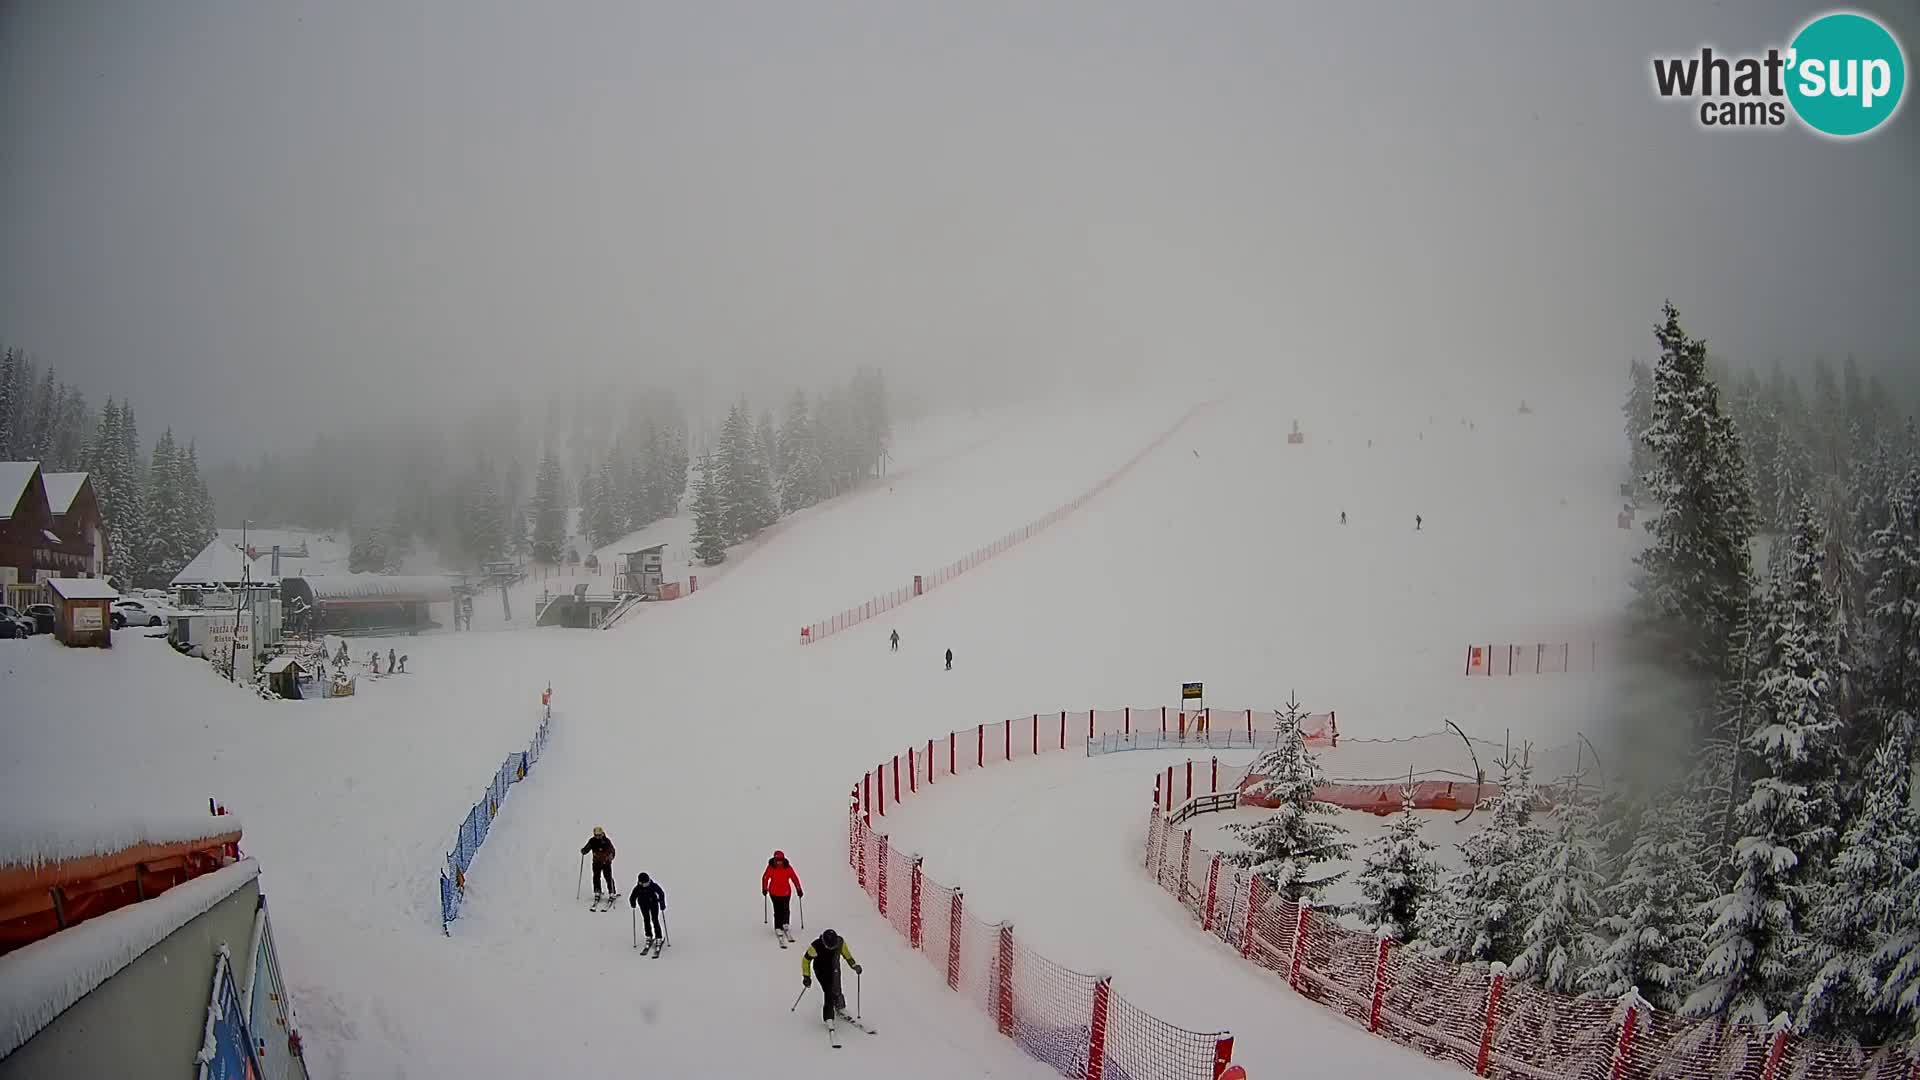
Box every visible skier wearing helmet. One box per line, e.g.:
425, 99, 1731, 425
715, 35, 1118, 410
581, 827, 616, 903
801, 928, 862, 1025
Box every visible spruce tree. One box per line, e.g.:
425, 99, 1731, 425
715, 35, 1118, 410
0, 347, 20, 457
1583, 787, 1711, 1012
1428, 750, 1546, 965
530, 452, 566, 562
1634, 301, 1758, 692
1226, 696, 1351, 903
588, 462, 620, 549
577, 464, 604, 550
779, 391, 822, 513
690, 455, 727, 565
26, 367, 58, 461
1509, 786, 1605, 994
1687, 511, 1843, 1026
1353, 784, 1438, 943
350, 522, 389, 573
1802, 713, 1916, 1039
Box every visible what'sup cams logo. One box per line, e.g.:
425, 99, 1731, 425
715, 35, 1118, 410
1652, 10, 1906, 138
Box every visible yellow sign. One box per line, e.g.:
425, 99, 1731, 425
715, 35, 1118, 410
1181, 682, 1203, 700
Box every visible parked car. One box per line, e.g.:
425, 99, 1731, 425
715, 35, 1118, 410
0, 605, 33, 638
25, 603, 55, 634
111, 598, 166, 629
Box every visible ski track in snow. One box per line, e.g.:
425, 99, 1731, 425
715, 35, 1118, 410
0, 375, 1640, 1078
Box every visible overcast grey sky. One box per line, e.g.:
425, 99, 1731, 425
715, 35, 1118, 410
2, 1, 1915, 461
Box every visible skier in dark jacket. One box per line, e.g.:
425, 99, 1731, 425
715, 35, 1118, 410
889, 629, 900, 652
581, 827, 616, 900
801, 929, 862, 1023
944, 648, 952, 670
629, 872, 666, 944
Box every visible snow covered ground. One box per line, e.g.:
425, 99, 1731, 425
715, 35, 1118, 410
0, 369, 1639, 1078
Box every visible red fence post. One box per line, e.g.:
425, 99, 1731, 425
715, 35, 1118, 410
928, 739, 935, 785
1213, 1037, 1235, 1079
949, 731, 956, 775
1288, 902, 1311, 989
864, 773, 872, 817
1759, 1027, 1790, 1080
947, 891, 963, 991
1608, 997, 1639, 1080
893, 755, 901, 803
1179, 830, 1193, 903
909, 856, 924, 950
877, 765, 886, 816
977, 724, 984, 768
876, 834, 890, 917
1212, 756, 1219, 793
1061, 710, 1067, 750
1033, 714, 1038, 756
1186, 760, 1193, 801
1246, 709, 1254, 741
1202, 853, 1223, 931
1005, 721, 1011, 761
1085, 977, 1112, 1080
1368, 934, 1392, 1032
908, 747, 917, 793
1240, 875, 1263, 959
1165, 766, 1174, 811
1124, 707, 1131, 737
1475, 969, 1506, 1077
1161, 706, 1167, 734
995, 924, 1015, 1037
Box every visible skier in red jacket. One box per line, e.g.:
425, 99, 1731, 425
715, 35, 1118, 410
762, 850, 803, 943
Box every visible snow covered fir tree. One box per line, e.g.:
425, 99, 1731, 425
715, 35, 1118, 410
1228, 695, 1351, 902
1424, 748, 1545, 965
1353, 783, 1438, 943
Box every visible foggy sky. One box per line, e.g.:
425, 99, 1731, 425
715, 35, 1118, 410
2, 1, 1916, 462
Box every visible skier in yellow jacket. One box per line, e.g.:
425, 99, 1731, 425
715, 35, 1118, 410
800, 929, 862, 1024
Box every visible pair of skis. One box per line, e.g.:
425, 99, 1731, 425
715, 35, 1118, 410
828, 1011, 877, 1047
589, 893, 618, 912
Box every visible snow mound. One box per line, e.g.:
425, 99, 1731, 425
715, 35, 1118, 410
0, 858, 260, 1057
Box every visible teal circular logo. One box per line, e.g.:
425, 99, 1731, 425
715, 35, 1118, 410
1786, 12, 1906, 137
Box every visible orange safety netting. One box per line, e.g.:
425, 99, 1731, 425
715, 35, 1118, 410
1141, 805, 1920, 1080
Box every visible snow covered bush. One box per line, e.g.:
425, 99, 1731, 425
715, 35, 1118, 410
1353, 784, 1437, 943
1227, 698, 1350, 903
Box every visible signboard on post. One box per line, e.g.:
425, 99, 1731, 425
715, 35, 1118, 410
1181, 682, 1204, 712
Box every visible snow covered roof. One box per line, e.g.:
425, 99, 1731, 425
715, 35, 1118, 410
0, 858, 259, 1057
39, 473, 88, 516
261, 656, 303, 674
170, 528, 351, 587
290, 574, 456, 604
0, 813, 243, 871
46, 578, 118, 602
0, 462, 40, 520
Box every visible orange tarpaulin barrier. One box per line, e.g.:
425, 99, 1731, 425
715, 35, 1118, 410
0, 830, 241, 956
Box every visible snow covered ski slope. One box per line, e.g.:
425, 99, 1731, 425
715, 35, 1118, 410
3, 374, 1636, 1079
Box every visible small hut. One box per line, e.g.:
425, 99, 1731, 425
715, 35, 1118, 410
46, 577, 118, 647
262, 655, 309, 698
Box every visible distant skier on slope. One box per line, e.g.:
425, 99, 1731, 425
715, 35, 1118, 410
629, 872, 666, 947
1340, 511, 1347, 525
762, 850, 804, 943
801, 929, 862, 1025
1415, 514, 1423, 531
890, 629, 900, 652
581, 827, 616, 902
944, 648, 953, 671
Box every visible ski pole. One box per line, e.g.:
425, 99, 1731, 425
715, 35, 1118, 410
764, 894, 769, 925
576, 853, 584, 901
790, 986, 807, 1012
856, 970, 862, 1020
631, 906, 638, 948
799, 895, 805, 930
